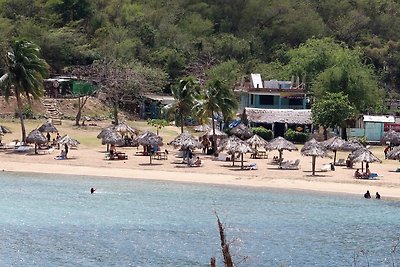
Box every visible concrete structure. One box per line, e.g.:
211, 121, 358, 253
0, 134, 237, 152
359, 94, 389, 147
235, 74, 308, 111
348, 115, 395, 142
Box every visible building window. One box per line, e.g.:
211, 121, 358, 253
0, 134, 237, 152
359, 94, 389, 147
288, 98, 303, 106
259, 95, 274, 105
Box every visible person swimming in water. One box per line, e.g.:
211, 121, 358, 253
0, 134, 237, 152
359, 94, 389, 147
90, 187, 96, 194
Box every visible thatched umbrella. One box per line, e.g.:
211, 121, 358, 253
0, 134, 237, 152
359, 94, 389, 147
230, 123, 253, 140
381, 130, 400, 145
194, 124, 212, 132
320, 136, 348, 165
97, 125, 117, 139
219, 135, 253, 169
38, 122, 58, 133
113, 121, 138, 137
138, 131, 163, 164
386, 145, 400, 160
26, 129, 47, 154
349, 147, 382, 172
101, 131, 125, 146
246, 134, 268, 150
0, 125, 12, 134
58, 134, 80, 147
341, 139, 364, 151
169, 132, 202, 149
301, 138, 329, 176
203, 128, 227, 138
264, 136, 298, 167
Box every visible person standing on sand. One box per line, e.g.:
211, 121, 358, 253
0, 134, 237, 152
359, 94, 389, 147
64, 143, 69, 158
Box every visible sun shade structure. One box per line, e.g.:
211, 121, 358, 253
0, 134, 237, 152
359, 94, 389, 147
301, 138, 329, 176
26, 129, 47, 154
219, 135, 253, 169
264, 136, 298, 167
193, 124, 212, 132
137, 131, 163, 164
0, 125, 12, 134
320, 136, 347, 165
246, 134, 268, 148
169, 132, 202, 149
340, 139, 364, 151
97, 125, 115, 139
101, 131, 125, 146
381, 130, 400, 145
386, 145, 400, 160
202, 128, 227, 138
113, 121, 138, 137
58, 134, 80, 147
349, 147, 382, 172
230, 123, 253, 140
37, 122, 59, 133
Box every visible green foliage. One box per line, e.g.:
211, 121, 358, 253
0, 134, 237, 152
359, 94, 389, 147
312, 92, 355, 130
15, 104, 34, 119
147, 118, 169, 134
252, 126, 273, 141
284, 128, 308, 143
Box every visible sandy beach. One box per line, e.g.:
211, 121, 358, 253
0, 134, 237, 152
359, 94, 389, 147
1, 120, 400, 200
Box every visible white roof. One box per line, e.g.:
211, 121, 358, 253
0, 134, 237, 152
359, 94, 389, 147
363, 115, 395, 123
250, 74, 263, 88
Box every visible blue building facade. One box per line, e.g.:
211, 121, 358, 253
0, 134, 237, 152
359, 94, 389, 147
237, 74, 308, 111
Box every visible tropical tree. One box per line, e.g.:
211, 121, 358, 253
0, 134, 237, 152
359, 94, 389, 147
194, 79, 238, 151
312, 92, 355, 140
0, 39, 49, 142
163, 77, 199, 133
147, 118, 169, 135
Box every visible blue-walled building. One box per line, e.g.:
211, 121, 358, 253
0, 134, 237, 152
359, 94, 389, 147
236, 74, 308, 112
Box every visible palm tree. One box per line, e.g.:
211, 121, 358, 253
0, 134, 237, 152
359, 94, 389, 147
164, 77, 199, 133
0, 40, 49, 142
194, 79, 238, 151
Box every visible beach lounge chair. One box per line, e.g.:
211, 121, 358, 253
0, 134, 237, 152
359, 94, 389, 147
321, 164, 332, 172
243, 163, 257, 170
335, 159, 346, 166
280, 159, 300, 170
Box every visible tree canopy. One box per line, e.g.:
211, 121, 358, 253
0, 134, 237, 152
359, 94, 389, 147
1, 0, 400, 112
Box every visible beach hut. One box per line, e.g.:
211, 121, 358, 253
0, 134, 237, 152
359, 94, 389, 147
264, 136, 298, 167
301, 138, 329, 176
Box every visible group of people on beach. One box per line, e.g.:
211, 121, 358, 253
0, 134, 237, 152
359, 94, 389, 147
364, 190, 380, 199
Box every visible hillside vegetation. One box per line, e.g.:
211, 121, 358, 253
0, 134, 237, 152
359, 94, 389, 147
1, 0, 400, 107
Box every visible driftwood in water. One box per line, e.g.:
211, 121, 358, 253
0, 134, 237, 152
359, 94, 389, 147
215, 214, 233, 267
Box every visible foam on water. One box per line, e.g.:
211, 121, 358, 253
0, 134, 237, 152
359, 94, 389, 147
0, 171, 400, 266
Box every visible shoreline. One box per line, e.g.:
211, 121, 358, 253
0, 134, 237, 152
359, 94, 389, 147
2, 159, 399, 200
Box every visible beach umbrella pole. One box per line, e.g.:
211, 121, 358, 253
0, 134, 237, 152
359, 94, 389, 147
279, 150, 283, 167
241, 153, 244, 169
312, 156, 316, 176
334, 150, 337, 165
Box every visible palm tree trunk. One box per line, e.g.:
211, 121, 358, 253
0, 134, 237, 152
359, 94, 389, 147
211, 110, 217, 152
180, 110, 184, 134
15, 93, 27, 143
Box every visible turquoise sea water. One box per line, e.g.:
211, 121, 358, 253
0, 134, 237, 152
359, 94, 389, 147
1, 172, 400, 267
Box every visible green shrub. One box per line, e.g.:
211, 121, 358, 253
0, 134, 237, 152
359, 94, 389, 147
15, 104, 34, 119
284, 128, 308, 143
252, 126, 273, 141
